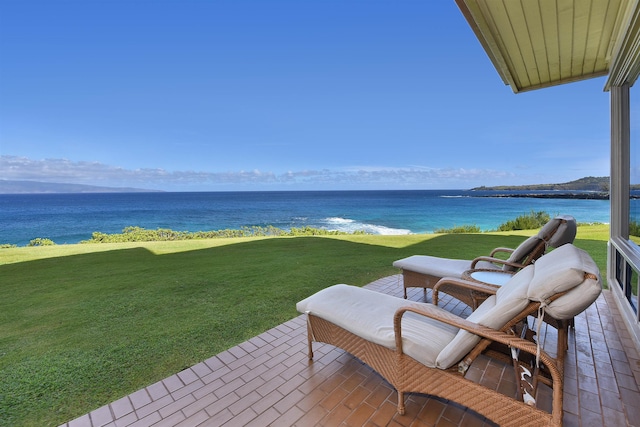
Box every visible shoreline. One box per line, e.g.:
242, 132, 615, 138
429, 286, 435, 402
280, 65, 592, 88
472, 192, 613, 200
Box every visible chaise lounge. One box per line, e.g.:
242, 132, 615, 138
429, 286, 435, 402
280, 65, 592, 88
392, 215, 577, 304
297, 244, 601, 426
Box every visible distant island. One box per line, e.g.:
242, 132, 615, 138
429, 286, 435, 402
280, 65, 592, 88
470, 176, 623, 200
471, 176, 611, 192
1, 175, 637, 196
0, 180, 161, 194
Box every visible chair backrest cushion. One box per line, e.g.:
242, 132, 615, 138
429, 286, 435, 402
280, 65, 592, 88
503, 235, 543, 271
502, 215, 578, 273
435, 266, 533, 369
527, 244, 599, 302
528, 244, 602, 319
537, 216, 562, 238
545, 273, 602, 319
543, 215, 577, 248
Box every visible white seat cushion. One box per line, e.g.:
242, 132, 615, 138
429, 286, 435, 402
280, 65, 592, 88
393, 255, 499, 278
297, 284, 459, 367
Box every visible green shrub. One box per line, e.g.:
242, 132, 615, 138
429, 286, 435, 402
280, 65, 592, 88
81, 225, 368, 243
27, 238, 56, 246
433, 224, 481, 234
497, 211, 551, 231
630, 220, 640, 237
0, 243, 17, 249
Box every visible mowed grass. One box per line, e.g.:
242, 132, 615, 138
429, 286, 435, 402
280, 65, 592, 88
0, 225, 609, 426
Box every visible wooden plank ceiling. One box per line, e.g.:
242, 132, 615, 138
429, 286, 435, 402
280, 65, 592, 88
455, 0, 631, 93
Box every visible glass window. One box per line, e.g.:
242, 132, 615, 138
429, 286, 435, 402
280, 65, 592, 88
631, 85, 640, 240
631, 267, 639, 313
615, 249, 638, 313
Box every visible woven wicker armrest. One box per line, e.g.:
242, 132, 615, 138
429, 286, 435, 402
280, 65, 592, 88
393, 306, 555, 362
432, 277, 498, 306
470, 255, 526, 270
489, 246, 515, 257
393, 305, 561, 378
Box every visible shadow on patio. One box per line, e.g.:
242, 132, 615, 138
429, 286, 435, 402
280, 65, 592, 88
62, 275, 640, 427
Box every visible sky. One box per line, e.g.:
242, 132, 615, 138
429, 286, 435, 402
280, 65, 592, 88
0, 0, 612, 192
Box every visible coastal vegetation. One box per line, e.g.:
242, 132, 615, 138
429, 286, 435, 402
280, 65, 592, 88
433, 224, 482, 233
0, 223, 611, 426
2, 211, 587, 247
81, 225, 366, 243
27, 238, 56, 246
434, 210, 553, 234
497, 210, 550, 231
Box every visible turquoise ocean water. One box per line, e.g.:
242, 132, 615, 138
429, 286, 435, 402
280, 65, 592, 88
0, 190, 611, 246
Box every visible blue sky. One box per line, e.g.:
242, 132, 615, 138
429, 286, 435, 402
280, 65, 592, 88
0, 0, 611, 191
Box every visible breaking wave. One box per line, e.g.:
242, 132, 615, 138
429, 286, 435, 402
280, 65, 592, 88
322, 217, 411, 235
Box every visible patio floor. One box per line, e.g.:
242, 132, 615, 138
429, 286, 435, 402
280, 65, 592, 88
62, 275, 640, 427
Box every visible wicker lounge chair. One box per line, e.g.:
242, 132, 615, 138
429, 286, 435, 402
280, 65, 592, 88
393, 215, 577, 303
297, 244, 601, 427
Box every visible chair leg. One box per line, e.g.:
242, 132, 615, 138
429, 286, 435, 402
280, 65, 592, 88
556, 320, 569, 374
306, 321, 314, 360
397, 391, 405, 415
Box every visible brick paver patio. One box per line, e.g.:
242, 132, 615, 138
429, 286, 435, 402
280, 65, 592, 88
62, 275, 640, 427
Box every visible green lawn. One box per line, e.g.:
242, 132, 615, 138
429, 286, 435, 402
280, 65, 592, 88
0, 225, 609, 426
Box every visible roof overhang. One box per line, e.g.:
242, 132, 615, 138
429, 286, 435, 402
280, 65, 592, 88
454, 0, 639, 93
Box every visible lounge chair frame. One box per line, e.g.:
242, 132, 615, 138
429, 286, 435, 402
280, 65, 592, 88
398, 216, 576, 302
305, 289, 572, 427
400, 242, 541, 301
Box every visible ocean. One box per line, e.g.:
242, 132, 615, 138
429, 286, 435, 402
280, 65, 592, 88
0, 190, 611, 246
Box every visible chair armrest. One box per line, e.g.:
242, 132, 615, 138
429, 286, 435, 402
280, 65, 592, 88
432, 277, 498, 306
489, 247, 515, 257
470, 256, 526, 270
393, 305, 560, 376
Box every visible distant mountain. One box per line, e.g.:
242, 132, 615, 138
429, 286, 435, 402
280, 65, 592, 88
0, 180, 162, 194
471, 176, 611, 192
